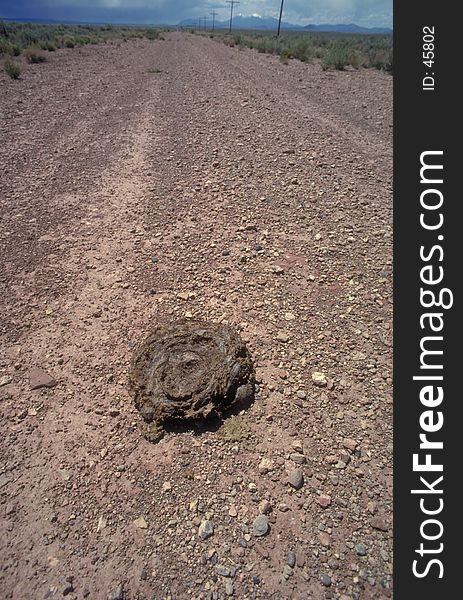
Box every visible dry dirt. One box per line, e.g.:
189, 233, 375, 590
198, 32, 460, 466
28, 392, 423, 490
0, 33, 393, 600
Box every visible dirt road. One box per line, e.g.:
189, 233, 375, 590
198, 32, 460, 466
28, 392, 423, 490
0, 33, 393, 599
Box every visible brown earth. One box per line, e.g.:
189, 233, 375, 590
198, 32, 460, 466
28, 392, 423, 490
0, 33, 393, 600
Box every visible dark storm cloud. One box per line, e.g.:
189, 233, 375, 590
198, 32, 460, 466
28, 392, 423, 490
0, 0, 392, 27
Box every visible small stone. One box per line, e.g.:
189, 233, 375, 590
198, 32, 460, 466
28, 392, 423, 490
108, 407, 120, 417
342, 438, 358, 452
296, 551, 305, 567
253, 515, 269, 537
290, 453, 306, 465
288, 468, 304, 490
107, 584, 124, 600
284, 312, 295, 321
319, 532, 331, 547
287, 551, 296, 568
312, 372, 327, 387
291, 440, 304, 453
258, 500, 272, 515
97, 515, 107, 532
258, 457, 274, 474
29, 368, 57, 390
133, 516, 148, 529
216, 565, 231, 577
0, 375, 12, 387
370, 516, 388, 531
58, 469, 72, 482
198, 520, 214, 540
252, 575, 261, 584
276, 331, 290, 342
225, 581, 234, 596
355, 543, 368, 556
162, 481, 172, 493
320, 574, 332, 587
282, 564, 293, 579
228, 506, 238, 517
296, 390, 306, 399
317, 495, 332, 508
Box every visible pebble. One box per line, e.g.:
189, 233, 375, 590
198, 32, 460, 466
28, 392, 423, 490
29, 368, 57, 390
320, 574, 332, 587
287, 551, 296, 568
225, 581, 234, 596
317, 495, 332, 508
216, 565, 231, 577
370, 516, 388, 531
282, 564, 293, 579
107, 584, 124, 600
288, 468, 304, 490
133, 516, 148, 529
198, 520, 214, 540
276, 331, 290, 342
258, 457, 274, 474
291, 440, 304, 453
355, 543, 368, 556
258, 500, 272, 515
228, 506, 238, 517
252, 515, 269, 537
290, 453, 306, 465
312, 371, 327, 387
319, 532, 331, 547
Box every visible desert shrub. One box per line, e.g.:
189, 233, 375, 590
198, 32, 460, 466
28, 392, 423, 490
62, 36, 75, 48
4, 60, 22, 79
24, 47, 47, 63
40, 40, 56, 51
321, 46, 348, 70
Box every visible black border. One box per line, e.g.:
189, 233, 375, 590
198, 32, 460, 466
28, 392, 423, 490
394, 1, 459, 596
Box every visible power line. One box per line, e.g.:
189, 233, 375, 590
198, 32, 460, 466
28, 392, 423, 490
225, 0, 240, 34
277, 0, 285, 37
210, 10, 218, 31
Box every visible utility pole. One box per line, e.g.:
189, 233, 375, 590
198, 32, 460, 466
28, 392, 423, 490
277, 0, 285, 37
204, 16, 208, 30
210, 10, 217, 31
226, 0, 240, 34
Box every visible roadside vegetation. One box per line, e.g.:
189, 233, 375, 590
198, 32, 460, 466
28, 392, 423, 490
202, 29, 393, 73
0, 20, 165, 61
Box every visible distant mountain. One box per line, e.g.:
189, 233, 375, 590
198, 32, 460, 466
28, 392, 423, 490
178, 15, 392, 34
303, 23, 392, 34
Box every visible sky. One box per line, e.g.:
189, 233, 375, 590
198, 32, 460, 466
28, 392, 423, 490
0, 0, 393, 28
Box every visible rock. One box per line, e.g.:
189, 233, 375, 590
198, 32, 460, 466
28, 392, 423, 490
296, 390, 306, 399
291, 440, 304, 453
311, 372, 327, 387
276, 331, 290, 342
288, 468, 304, 490
287, 551, 296, 568
296, 551, 305, 567
225, 581, 234, 596
320, 574, 332, 587
258, 457, 274, 474
228, 506, 238, 517
317, 494, 332, 508
162, 481, 172, 493
282, 564, 293, 579
58, 469, 72, 482
355, 543, 368, 556
133, 516, 148, 529
319, 532, 331, 547
198, 519, 214, 540
290, 453, 306, 465
284, 312, 295, 321
252, 515, 269, 537
107, 584, 124, 600
342, 437, 358, 452
0, 375, 12, 387
216, 565, 231, 577
29, 368, 57, 390
108, 407, 120, 417
258, 500, 272, 515
370, 516, 388, 531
